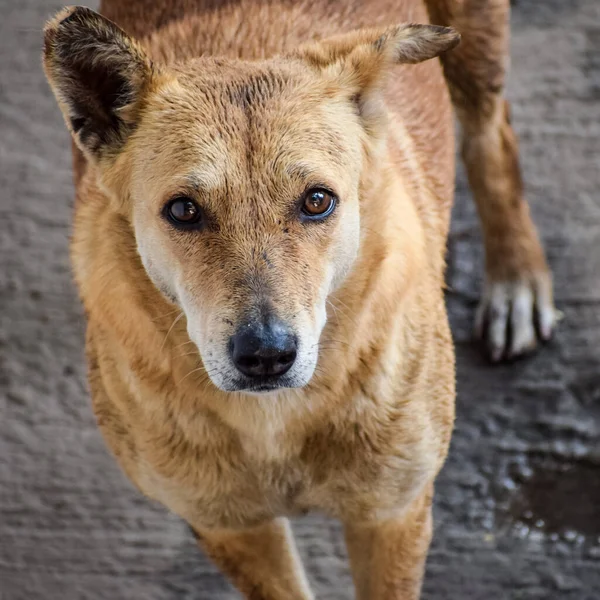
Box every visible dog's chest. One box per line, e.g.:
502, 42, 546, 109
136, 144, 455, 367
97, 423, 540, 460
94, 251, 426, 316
136, 432, 311, 529
134, 413, 427, 530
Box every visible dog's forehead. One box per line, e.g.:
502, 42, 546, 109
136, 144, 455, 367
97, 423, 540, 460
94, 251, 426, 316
136, 61, 360, 195
153, 58, 357, 135
164, 59, 309, 116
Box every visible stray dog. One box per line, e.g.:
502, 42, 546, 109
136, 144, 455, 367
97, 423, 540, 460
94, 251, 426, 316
43, 1, 555, 597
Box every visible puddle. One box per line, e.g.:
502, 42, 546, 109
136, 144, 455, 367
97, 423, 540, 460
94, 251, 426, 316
502, 457, 600, 541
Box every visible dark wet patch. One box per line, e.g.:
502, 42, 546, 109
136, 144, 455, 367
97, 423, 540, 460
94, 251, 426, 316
499, 456, 600, 541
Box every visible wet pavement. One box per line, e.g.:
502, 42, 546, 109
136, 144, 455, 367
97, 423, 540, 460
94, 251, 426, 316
1, 0, 599, 598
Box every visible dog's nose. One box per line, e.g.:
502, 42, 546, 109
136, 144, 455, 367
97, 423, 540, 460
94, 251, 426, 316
230, 319, 297, 379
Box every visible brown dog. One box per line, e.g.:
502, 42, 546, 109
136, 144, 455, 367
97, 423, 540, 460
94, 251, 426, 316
43, 1, 555, 598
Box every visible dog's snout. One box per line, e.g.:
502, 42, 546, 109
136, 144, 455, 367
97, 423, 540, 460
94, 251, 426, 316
230, 319, 297, 379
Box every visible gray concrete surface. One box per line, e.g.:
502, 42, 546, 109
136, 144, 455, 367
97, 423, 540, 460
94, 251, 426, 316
1, 0, 600, 598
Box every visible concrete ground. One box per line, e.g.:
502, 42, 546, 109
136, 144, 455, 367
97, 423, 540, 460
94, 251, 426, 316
1, 0, 599, 598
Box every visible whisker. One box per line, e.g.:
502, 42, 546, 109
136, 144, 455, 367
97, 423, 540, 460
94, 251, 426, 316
177, 365, 207, 386
325, 339, 351, 347
310, 338, 351, 350
315, 344, 347, 352
173, 340, 195, 350
160, 312, 184, 352
328, 298, 359, 327
176, 351, 201, 359
326, 299, 342, 322
151, 307, 183, 322
332, 297, 356, 316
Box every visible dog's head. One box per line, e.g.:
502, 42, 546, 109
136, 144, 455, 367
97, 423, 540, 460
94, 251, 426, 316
43, 7, 458, 393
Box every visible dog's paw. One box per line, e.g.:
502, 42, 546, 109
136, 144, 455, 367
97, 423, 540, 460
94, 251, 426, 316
474, 271, 559, 362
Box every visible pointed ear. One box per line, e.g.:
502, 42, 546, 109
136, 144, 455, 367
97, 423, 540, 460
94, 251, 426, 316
295, 24, 460, 130
43, 6, 155, 160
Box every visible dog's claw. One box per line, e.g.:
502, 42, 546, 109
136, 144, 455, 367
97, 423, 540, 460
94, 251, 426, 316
474, 272, 557, 362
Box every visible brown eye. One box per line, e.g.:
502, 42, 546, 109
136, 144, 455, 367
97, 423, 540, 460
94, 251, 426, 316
301, 188, 336, 219
165, 197, 203, 228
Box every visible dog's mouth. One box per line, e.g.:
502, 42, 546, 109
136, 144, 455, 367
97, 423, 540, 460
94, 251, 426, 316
231, 376, 294, 395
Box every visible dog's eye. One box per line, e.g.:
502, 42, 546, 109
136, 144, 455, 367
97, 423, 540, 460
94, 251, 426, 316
164, 197, 203, 228
301, 189, 336, 219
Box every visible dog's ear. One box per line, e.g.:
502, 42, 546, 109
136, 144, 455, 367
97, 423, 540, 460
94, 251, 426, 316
295, 24, 460, 131
43, 6, 155, 161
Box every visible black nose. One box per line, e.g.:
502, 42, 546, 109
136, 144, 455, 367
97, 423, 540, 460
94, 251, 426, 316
230, 319, 297, 379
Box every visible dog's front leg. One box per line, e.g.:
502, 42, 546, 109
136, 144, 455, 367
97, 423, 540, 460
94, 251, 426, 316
426, 0, 556, 360
191, 517, 314, 600
344, 485, 433, 600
